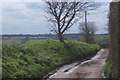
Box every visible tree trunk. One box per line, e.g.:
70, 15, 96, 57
58, 33, 64, 42
108, 2, 119, 78
84, 31, 95, 44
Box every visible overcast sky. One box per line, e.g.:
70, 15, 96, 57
1, 1, 110, 34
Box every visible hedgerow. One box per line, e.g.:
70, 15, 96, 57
2, 40, 100, 78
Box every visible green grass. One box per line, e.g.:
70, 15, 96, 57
104, 60, 112, 78
26, 40, 44, 44
2, 40, 101, 78
104, 60, 119, 78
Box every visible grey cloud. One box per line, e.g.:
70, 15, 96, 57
2, 2, 109, 34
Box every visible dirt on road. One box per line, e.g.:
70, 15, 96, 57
48, 49, 108, 79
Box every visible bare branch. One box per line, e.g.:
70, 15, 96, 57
44, 1, 99, 42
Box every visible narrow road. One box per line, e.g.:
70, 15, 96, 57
48, 49, 108, 79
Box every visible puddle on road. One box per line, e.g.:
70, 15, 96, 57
49, 61, 80, 78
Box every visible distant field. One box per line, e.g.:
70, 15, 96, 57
2, 34, 109, 48
2, 39, 23, 44
95, 35, 109, 48
26, 40, 44, 44
2, 37, 25, 40
2, 36, 49, 44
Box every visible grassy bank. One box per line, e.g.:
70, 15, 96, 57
104, 60, 118, 78
2, 40, 100, 78
104, 60, 112, 78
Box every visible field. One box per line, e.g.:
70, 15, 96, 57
2, 34, 109, 48
25, 40, 44, 44
2, 36, 49, 44
2, 40, 100, 78
95, 34, 109, 48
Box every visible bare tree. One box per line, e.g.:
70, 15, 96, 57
45, 1, 98, 42
79, 22, 97, 44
